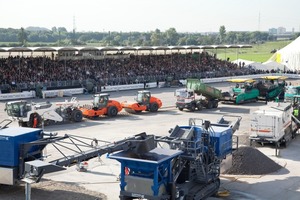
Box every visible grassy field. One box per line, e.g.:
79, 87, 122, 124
0, 40, 292, 63
215, 40, 291, 63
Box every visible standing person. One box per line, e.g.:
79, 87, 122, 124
32, 113, 38, 128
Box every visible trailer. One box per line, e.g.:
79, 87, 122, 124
175, 78, 221, 111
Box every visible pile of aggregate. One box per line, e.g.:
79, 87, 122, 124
224, 146, 282, 175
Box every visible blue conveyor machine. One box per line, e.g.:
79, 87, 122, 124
109, 118, 239, 200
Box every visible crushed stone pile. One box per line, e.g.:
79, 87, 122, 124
224, 146, 282, 175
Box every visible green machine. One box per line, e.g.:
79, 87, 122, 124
221, 79, 260, 104
256, 76, 287, 101
284, 85, 300, 102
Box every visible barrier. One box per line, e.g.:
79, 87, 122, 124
0, 91, 36, 101
42, 88, 84, 98
101, 83, 157, 92
2, 73, 300, 101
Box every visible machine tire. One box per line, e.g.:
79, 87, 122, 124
189, 104, 196, 112
71, 109, 83, 122
108, 106, 118, 117
212, 100, 218, 108
149, 102, 159, 112
197, 103, 203, 111
206, 101, 213, 109
178, 108, 184, 111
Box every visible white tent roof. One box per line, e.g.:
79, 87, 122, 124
246, 62, 266, 70
263, 60, 286, 71
275, 36, 300, 71
231, 59, 255, 66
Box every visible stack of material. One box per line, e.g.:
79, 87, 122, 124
224, 146, 282, 175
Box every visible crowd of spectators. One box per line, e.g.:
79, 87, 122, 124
0, 51, 285, 93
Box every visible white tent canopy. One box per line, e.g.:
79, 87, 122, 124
231, 59, 255, 66
245, 62, 266, 70
275, 36, 300, 71
263, 60, 286, 71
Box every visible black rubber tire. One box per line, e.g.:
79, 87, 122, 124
197, 103, 203, 111
206, 101, 213, 109
178, 108, 184, 111
149, 102, 159, 112
108, 106, 118, 117
212, 100, 218, 108
71, 109, 83, 122
189, 104, 196, 112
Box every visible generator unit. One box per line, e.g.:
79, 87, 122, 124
250, 102, 298, 149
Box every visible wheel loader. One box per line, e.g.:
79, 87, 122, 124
5, 97, 83, 127
79, 93, 123, 118
121, 90, 162, 114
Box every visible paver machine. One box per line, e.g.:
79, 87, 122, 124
221, 79, 259, 104
175, 78, 221, 111
255, 75, 287, 101
79, 93, 123, 118
5, 97, 83, 127
121, 90, 162, 114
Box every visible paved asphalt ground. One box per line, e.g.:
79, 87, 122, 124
0, 81, 299, 200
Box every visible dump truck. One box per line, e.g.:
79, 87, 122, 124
221, 79, 260, 104
79, 93, 123, 118
175, 78, 222, 111
121, 90, 162, 113
249, 101, 300, 155
0, 116, 241, 200
5, 97, 83, 127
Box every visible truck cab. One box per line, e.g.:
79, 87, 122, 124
136, 90, 151, 105
92, 93, 110, 109
5, 101, 30, 118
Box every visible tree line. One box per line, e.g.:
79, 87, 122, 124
0, 26, 299, 47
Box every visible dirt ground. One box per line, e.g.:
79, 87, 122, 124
0, 179, 106, 200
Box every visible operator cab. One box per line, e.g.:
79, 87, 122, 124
136, 90, 151, 105
93, 93, 109, 109
5, 101, 30, 118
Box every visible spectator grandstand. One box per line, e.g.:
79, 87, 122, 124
0, 46, 282, 95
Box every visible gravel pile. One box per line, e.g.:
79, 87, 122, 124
224, 146, 282, 175
0, 179, 106, 200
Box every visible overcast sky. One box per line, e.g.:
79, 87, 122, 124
1, 0, 299, 33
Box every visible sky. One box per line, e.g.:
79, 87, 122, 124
1, 0, 300, 33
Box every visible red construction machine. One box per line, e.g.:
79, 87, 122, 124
79, 93, 123, 118
121, 90, 162, 114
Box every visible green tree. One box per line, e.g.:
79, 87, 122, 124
164, 28, 179, 45
150, 29, 162, 46
219, 25, 226, 44
225, 31, 237, 44
18, 27, 27, 46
